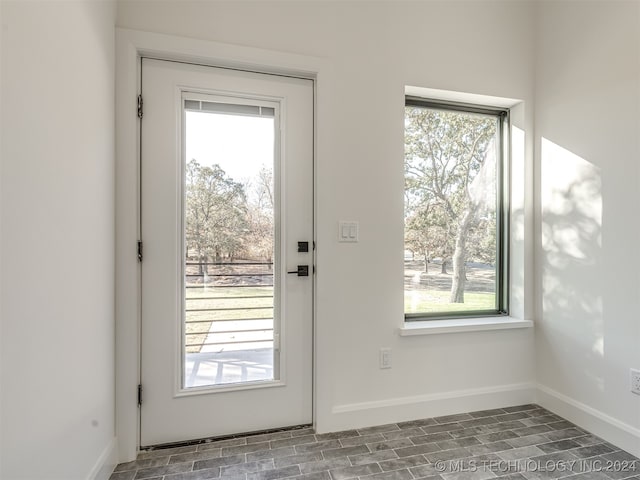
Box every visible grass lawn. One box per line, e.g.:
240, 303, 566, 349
405, 288, 495, 314
185, 285, 274, 353
184, 283, 496, 352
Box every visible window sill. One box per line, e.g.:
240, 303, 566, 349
398, 317, 533, 336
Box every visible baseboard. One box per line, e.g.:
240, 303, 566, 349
536, 384, 640, 458
318, 382, 536, 433
87, 436, 118, 480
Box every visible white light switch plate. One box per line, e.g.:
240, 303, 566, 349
338, 221, 359, 242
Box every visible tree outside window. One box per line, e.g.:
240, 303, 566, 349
404, 100, 508, 319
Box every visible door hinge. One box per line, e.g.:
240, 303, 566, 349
137, 94, 143, 119
137, 241, 143, 262
137, 384, 143, 406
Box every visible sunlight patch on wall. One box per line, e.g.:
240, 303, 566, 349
541, 137, 604, 382
541, 138, 602, 265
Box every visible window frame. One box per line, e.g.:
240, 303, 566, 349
404, 96, 510, 321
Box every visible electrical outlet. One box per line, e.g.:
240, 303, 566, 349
631, 369, 640, 395
380, 348, 392, 369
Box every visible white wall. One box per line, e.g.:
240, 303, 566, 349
117, 0, 536, 440
1, 1, 117, 478
0, 0, 637, 475
535, 1, 640, 457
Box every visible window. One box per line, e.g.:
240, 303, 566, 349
404, 98, 509, 320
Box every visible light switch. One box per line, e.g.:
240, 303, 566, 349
339, 221, 359, 242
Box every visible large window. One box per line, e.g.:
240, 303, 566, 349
404, 98, 509, 320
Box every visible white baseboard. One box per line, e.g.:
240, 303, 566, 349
536, 384, 640, 458
318, 382, 536, 433
87, 437, 118, 480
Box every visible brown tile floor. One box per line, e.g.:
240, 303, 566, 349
110, 405, 640, 480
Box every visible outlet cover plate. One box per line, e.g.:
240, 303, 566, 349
631, 368, 640, 395
380, 348, 392, 369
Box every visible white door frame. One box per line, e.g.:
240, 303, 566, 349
115, 28, 326, 463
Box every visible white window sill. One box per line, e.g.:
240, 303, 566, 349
399, 317, 533, 336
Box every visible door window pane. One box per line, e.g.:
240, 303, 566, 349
183, 98, 277, 388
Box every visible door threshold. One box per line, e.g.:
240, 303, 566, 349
140, 424, 314, 451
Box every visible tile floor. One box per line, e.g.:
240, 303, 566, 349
110, 404, 640, 480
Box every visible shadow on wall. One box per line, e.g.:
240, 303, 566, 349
540, 138, 604, 395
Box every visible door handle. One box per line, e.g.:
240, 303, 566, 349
287, 265, 309, 277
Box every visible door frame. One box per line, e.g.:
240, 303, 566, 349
115, 28, 326, 463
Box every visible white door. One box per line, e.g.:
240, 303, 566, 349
140, 58, 313, 447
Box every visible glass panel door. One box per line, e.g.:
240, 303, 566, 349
140, 58, 312, 445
